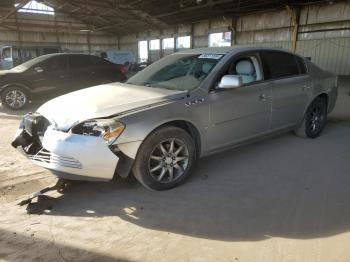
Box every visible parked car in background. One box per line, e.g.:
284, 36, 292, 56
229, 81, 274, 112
100, 50, 136, 70
0, 53, 127, 110
100, 50, 142, 78
0, 45, 61, 70
12, 47, 337, 190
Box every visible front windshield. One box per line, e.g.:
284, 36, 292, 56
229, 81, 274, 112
127, 53, 223, 91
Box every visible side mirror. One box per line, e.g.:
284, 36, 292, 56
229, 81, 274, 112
34, 66, 44, 73
218, 75, 243, 90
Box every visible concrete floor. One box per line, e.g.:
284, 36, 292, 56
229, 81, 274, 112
0, 79, 349, 262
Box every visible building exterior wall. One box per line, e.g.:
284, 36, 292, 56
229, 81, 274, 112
0, 12, 119, 54
1, 1, 350, 74
119, 1, 350, 75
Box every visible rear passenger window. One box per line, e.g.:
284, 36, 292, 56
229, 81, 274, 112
261, 51, 300, 80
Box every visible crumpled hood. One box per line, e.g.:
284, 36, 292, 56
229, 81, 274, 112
37, 82, 185, 130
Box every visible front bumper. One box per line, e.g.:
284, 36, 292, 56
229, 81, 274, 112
13, 125, 120, 181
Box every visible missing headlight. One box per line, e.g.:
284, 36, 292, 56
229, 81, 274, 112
70, 119, 125, 145
71, 120, 101, 136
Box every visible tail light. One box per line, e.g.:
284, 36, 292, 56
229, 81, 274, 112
118, 65, 127, 76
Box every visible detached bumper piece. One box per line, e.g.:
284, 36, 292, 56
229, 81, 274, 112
12, 112, 50, 155
18, 179, 73, 214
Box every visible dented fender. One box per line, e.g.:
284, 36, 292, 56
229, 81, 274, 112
117, 140, 143, 159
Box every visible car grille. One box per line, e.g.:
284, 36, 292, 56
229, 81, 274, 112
28, 148, 82, 169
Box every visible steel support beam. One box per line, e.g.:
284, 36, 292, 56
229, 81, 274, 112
231, 16, 237, 46
287, 5, 301, 53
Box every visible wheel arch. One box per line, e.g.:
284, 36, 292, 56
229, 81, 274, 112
306, 92, 328, 112
297, 92, 329, 127
0, 83, 32, 99
316, 93, 328, 105
294, 92, 329, 138
153, 120, 202, 158
312, 92, 329, 113
116, 119, 202, 179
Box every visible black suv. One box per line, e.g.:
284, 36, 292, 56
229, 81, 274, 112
0, 53, 127, 110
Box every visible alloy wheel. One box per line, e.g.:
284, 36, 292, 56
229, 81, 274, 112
148, 138, 189, 184
308, 106, 325, 133
5, 89, 27, 109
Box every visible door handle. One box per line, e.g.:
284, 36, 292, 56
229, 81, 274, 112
302, 85, 310, 91
259, 94, 268, 101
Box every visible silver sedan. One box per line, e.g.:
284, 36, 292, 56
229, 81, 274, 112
12, 47, 338, 190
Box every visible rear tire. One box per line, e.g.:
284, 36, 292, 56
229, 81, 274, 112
294, 97, 327, 138
132, 126, 196, 191
1, 86, 29, 110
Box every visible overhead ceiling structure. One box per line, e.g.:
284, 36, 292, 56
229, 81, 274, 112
0, 0, 341, 35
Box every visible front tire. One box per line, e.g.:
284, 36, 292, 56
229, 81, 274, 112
132, 126, 196, 190
1, 86, 29, 110
294, 97, 327, 138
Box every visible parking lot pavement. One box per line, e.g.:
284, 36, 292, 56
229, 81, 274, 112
0, 78, 349, 261
329, 77, 350, 121
0, 118, 350, 261
0, 118, 55, 203
0, 101, 41, 119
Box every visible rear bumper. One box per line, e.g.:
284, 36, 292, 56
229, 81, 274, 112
14, 126, 119, 180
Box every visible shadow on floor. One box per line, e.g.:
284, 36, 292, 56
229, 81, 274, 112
41, 121, 350, 242
0, 229, 133, 262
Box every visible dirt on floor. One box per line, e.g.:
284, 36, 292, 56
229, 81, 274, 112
0, 118, 56, 203
0, 81, 350, 262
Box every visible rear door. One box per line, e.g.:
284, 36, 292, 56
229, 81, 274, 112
260, 51, 311, 130
68, 54, 97, 90
92, 56, 122, 83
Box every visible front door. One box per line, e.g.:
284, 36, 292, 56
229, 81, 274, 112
206, 53, 272, 151
29, 55, 69, 99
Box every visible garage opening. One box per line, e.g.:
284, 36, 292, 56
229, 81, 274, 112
177, 36, 191, 49
209, 32, 232, 47
138, 40, 148, 63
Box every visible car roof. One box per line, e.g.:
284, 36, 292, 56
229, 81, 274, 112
177, 46, 292, 55
37, 53, 98, 59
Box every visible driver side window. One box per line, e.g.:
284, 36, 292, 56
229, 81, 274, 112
220, 55, 263, 85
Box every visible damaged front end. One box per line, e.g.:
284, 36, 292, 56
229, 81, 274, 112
12, 112, 50, 155
11, 113, 133, 181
